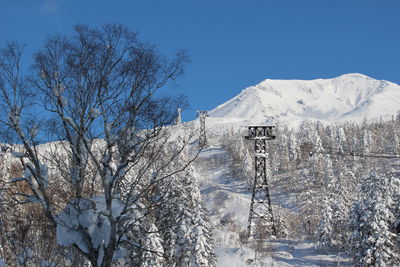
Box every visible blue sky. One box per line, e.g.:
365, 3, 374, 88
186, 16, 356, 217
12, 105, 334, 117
1, 1, 400, 121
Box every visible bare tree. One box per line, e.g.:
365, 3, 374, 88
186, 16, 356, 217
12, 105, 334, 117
0, 24, 193, 266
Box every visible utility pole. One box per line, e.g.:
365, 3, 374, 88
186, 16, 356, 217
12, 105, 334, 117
197, 111, 208, 147
245, 126, 277, 240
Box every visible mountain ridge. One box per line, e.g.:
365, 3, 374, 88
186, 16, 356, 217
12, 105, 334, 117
208, 73, 400, 125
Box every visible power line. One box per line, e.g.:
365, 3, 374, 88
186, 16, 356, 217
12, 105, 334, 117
306, 147, 400, 159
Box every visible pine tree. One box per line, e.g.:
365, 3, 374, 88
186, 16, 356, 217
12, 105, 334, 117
189, 201, 216, 266
360, 128, 372, 155
288, 130, 298, 162
298, 156, 324, 239
318, 155, 335, 248
139, 224, 165, 267
183, 169, 217, 267
155, 165, 216, 267
349, 172, 400, 266
318, 193, 333, 248
336, 127, 348, 154
331, 160, 355, 248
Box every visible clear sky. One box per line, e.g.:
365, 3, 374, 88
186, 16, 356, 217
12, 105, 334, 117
1, 0, 400, 121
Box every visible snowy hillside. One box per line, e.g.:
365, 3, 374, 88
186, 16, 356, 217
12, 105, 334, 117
208, 73, 400, 126
194, 147, 352, 266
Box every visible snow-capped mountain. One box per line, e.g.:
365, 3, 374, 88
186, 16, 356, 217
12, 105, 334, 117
208, 73, 400, 126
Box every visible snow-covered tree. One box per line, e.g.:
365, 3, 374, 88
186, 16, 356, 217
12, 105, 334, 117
336, 127, 347, 154
318, 193, 333, 248
220, 131, 253, 186
298, 155, 324, 239
128, 223, 165, 267
317, 156, 335, 248
360, 128, 372, 155
288, 130, 298, 162
154, 164, 216, 267
349, 171, 400, 266
331, 160, 355, 248
0, 25, 195, 266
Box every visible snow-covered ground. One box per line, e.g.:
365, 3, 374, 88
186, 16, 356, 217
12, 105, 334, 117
194, 147, 353, 266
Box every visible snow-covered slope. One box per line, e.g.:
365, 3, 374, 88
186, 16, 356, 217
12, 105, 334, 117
194, 147, 352, 266
208, 73, 400, 126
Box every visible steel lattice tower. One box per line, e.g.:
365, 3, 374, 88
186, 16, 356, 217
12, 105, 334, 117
197, 111, 208, 147
245, 126, 277, 240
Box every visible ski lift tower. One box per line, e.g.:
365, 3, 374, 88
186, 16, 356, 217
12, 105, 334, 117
245, 126, 277, 240
197, 111, 209, 147
176, 108, 182, 125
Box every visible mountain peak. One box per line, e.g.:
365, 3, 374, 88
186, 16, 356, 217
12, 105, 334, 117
209, 73, 400, 125
335, 73, 370, 79
260, 73, 373, 84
